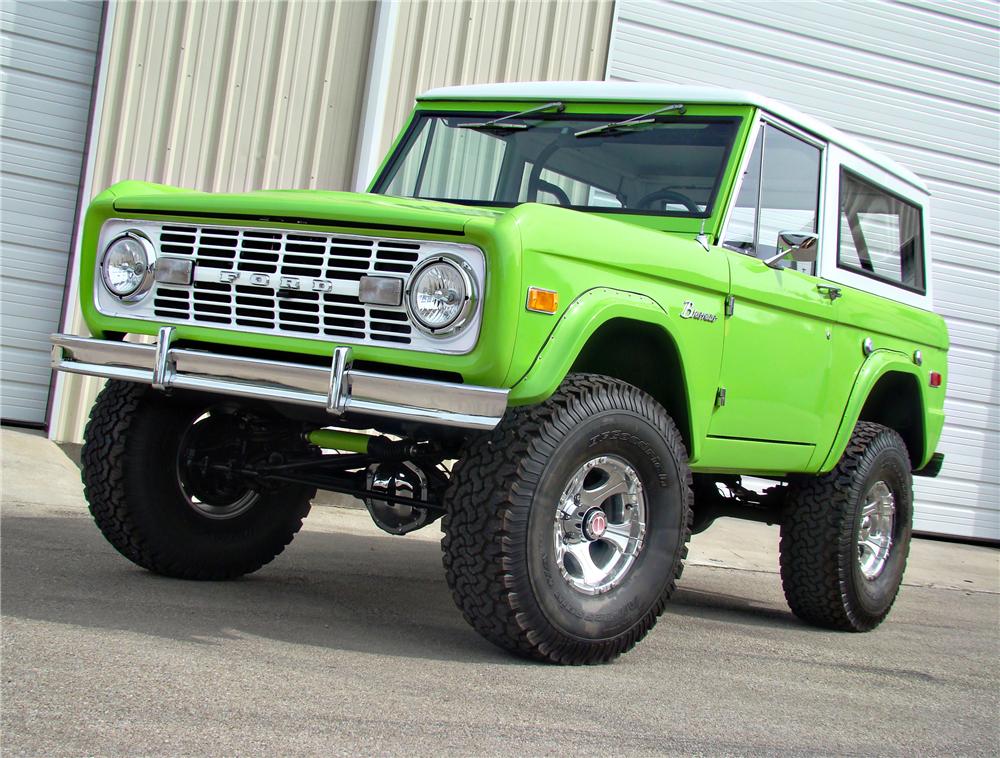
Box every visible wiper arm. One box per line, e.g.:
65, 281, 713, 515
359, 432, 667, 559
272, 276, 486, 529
574, 103, 687, 138
458, 102, 565, 131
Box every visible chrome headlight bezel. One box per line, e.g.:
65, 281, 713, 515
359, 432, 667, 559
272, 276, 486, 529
404, 255, 477, 337
100, 231, 155, 302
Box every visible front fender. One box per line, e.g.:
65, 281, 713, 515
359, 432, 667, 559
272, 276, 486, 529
506, 287, 710, 460
818, 350, 939, 471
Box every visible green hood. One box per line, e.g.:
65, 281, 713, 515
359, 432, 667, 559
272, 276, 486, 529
107, 182, 504, 235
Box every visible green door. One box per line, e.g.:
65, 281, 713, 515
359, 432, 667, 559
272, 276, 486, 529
710, 253, 836, 444
710, 122, 834, 446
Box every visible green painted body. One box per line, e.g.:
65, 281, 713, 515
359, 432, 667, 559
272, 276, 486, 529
78, 98, 948, 475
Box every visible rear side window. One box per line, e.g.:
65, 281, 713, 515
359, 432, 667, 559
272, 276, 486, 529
838, 169, 925, 293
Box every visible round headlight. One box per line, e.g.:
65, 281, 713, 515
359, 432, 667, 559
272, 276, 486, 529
101, 233, 153, 300
406, 257, 474, 334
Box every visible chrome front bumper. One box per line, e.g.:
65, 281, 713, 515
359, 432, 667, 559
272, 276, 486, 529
50, 328, 508, 431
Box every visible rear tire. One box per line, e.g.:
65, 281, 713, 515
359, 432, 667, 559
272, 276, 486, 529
442, 374, 692, 664
81, 380, 314, 580
779, 422, 913, 631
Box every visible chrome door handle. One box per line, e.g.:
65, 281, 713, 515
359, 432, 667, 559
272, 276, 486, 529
817, 284, 842, 301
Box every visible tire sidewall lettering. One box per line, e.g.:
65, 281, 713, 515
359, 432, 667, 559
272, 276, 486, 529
587, 429, 672, 489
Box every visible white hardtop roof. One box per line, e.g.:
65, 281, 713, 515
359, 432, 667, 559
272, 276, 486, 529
418, 82, 928, 194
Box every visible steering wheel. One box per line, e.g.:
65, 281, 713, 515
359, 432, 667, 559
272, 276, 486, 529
635, 188, 700, 213
534, 179, 572, 206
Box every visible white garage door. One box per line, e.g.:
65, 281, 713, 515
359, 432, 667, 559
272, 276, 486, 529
607, 0, 999, 540
0, 1, 103, 424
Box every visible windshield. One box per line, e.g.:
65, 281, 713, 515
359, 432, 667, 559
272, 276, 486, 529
373, 112, 740, 218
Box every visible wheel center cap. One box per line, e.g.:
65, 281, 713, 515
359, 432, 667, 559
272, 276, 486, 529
583, 509, 608, 540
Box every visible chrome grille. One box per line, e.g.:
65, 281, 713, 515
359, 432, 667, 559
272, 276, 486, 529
97, 218, 486, 354
148, 224, 421, 345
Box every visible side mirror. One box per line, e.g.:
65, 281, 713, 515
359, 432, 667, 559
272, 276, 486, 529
764, 232, 819, 268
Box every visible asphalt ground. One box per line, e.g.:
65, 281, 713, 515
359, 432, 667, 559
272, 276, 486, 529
2, 428, 998, 756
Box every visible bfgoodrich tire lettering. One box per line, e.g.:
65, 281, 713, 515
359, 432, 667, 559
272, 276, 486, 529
81, 380, 314, 580
779, 422, 913, 631
441, 374, 692, 664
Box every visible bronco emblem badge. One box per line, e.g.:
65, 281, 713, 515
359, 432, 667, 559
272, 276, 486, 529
679, 300, 718, 323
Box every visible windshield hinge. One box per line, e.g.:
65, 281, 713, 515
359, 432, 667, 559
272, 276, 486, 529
725, 295, 736, 317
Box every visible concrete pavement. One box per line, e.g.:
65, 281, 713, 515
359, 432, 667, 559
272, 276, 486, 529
2, 427, 998, 755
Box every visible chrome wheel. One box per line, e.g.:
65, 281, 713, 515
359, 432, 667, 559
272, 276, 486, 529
553, 455, 646, 595
857, 480, 896, 580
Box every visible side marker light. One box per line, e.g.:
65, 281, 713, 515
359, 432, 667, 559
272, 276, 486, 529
526, 287, 558, 314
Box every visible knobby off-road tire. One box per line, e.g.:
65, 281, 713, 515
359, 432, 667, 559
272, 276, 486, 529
442, 374, 692, 664
780, 422, 913, 632
81, 380, 314, 580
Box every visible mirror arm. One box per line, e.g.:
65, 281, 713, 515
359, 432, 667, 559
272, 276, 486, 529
763, 249, 791, 267
765, 231, 819, 269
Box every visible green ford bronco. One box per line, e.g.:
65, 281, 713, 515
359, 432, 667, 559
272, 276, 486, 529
53, 83, 947, 664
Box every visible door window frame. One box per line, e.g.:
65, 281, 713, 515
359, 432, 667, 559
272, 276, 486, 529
720, 110, 828, 276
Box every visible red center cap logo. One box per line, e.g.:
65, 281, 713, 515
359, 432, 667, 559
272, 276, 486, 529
585, 510, 608, 539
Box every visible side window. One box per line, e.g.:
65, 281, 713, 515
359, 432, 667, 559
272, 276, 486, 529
722, 131, 762, 253
838, 169, 925, 292
723, 124, 822, 275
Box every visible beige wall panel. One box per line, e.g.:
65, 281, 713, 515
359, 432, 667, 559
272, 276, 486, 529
53, 0, 376, 441
380, 0, 612, 157
93, 0, 374, 194
53, 0, 613, 442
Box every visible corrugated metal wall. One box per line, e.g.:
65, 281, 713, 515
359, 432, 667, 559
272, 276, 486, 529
97, 0, 376, 193
1, 0, 103, 424
380, 0, 612, 157
51, 0, 377, 441
51, 0, 613, 442
607, 0, 999, 540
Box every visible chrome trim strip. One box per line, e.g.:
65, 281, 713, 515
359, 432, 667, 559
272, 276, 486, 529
50, 333, 507, 431
172, 350, 331, 394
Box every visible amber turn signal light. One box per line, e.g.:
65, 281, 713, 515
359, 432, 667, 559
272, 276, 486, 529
526, 287, 558, 314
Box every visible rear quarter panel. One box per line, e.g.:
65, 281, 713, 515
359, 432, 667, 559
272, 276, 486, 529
819, 284, 948, 471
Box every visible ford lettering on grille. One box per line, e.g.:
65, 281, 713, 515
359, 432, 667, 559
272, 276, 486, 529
211, 270, 359, 297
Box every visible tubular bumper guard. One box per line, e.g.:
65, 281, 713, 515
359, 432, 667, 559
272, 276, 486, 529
50, 328, 509, 431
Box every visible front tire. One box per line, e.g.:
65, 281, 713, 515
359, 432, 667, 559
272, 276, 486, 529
442, 374, 692, 664
779, 422, 913, 631
81, 380, 315, 580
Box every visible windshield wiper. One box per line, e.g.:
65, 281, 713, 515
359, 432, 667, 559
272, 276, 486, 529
458, 102, 565, 131
574, 103, 687, 138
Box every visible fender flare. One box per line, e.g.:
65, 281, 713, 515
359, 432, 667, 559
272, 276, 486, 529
507, 287, 699, 456
508, 287, 678, 400
818, 350, 929, 471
